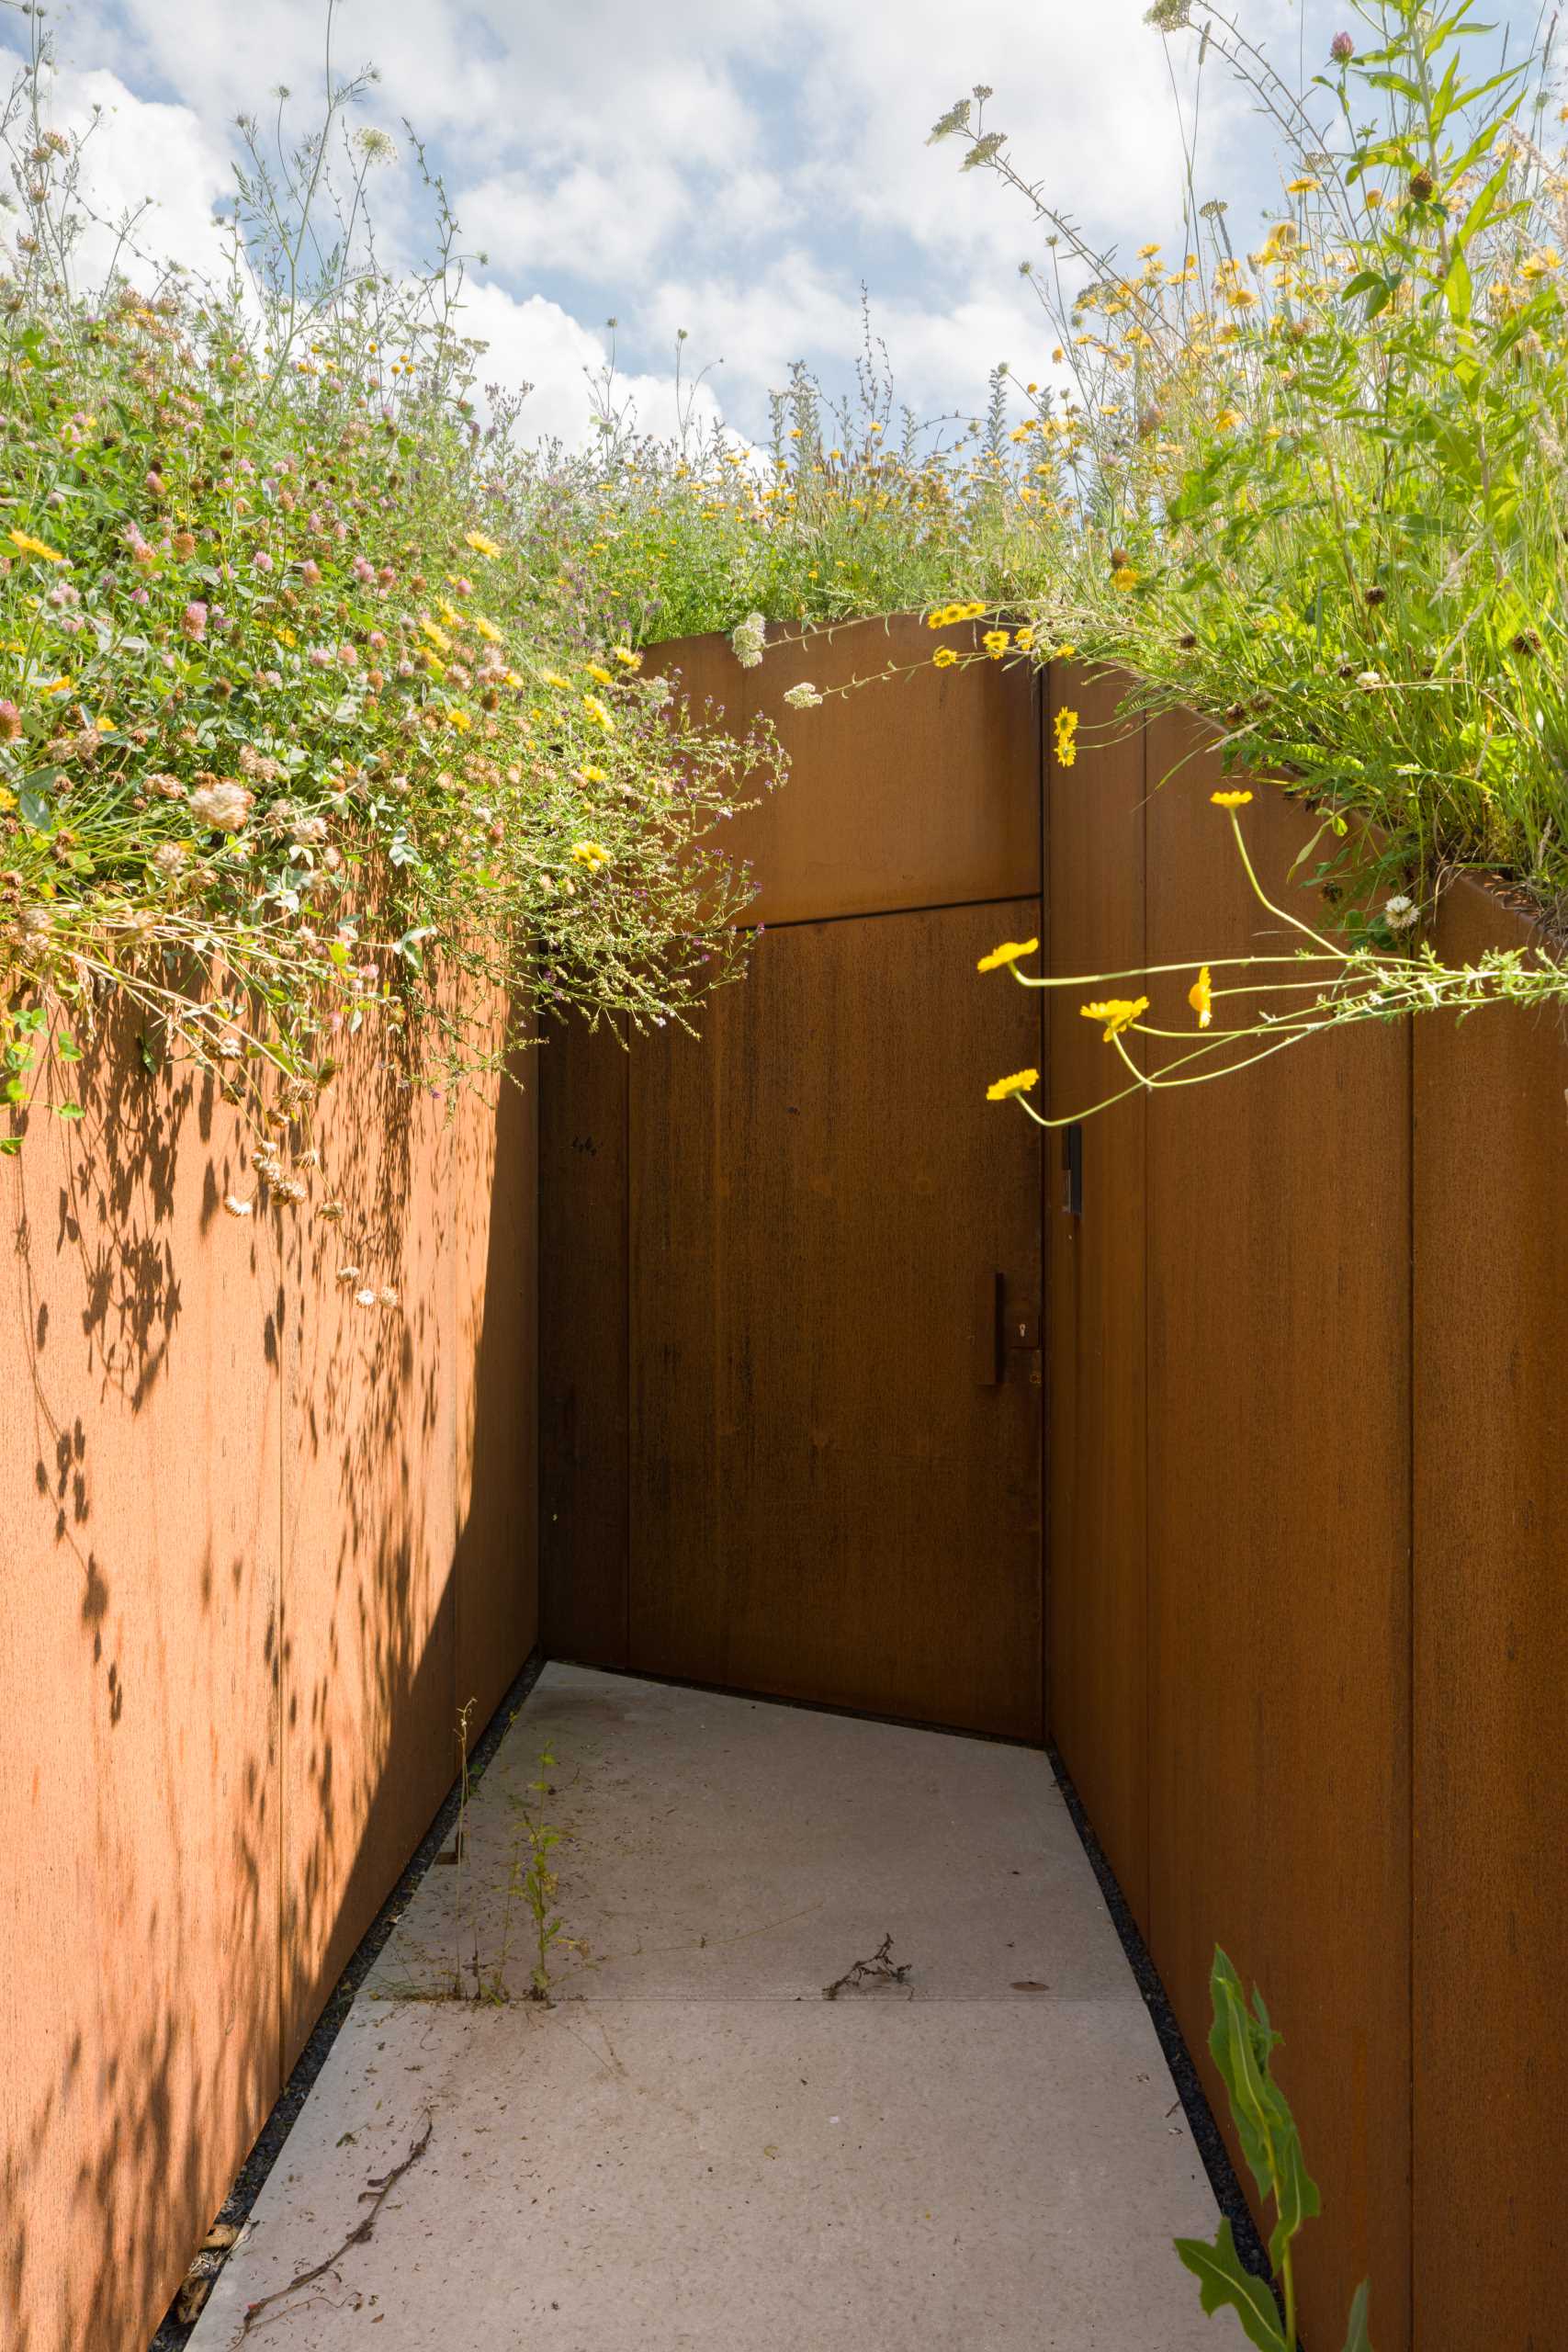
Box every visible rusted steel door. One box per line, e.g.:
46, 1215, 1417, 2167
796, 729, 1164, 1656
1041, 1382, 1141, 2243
541, 616, 1044, 1738
626, 899, 1043, 1738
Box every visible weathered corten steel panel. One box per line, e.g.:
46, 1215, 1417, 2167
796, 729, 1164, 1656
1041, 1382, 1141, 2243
277, 1035, 460, 2069
650, 614, 1040, 927
1, 1023, 282, 2352
538, 1015, 630, 1668
628, 899, 1044, 1739
1, 1005, 536, 2349
1413, 880, 1568, 2352
1044, 662, 1151, 1931
455, 1000, 540, 1732
1142, 709, 1413, 2352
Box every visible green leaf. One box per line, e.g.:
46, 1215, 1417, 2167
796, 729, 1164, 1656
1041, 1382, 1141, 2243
18, 785, 52, 831
55, 1101, 83, 1120
56, 1036, 82, 1062
1209, 1954, 1279, 2202
1442, 246, 1472, 324
1175, 2221, 1286, 2351
1341, 2279, 1374, 2352
0, 1136, 21, 1155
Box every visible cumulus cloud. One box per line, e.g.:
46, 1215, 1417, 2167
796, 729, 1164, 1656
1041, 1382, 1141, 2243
13, 0, 1508, 446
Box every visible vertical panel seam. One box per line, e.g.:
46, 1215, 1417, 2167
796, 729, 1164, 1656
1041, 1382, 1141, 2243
1141, 707, 1153, 1939
276, 1219, 288, 2099
1043, 653, 1053, 1740
1405, 999, 1416, 2338
623, 1032, 632, 1668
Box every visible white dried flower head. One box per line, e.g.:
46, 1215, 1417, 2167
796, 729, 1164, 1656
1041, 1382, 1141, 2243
296, 1148, 320, 1168
149, 774, 187, 800
1356, 670, 1383, 690
317, 1200, 344, 1221
20, 903, 51, 935
222, 1193, 254, 1217
336, 1264, 361, 1283
290, 814, 329, 846
216, 1031, 243, 1059
1384, 893, 1418, 931
642, 673, 673, 709
190, 777, 254, 832
730, 611, 767, 668
152, 842, 187, 876
784, 682, 824, 710
354, 1286, 377, 1306
378, 1285, 400, 1309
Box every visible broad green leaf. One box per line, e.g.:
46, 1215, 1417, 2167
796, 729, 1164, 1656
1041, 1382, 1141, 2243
1269, 2124, 1323, 2269
1210, 1955, 1278, 2202
1175, 2222, 1287, 2352
55, 1102, 83, 1120
1442, 247, 1472, 323
1341, 2279, 1374, 2352
17, 785, 52, 831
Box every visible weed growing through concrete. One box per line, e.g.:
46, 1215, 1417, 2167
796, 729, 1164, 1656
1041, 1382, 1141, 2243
1175, 1948, 1372, 2352
498, 1747, 566, 2004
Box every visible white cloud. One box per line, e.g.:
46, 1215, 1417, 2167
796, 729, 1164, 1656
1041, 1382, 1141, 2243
453, 281, 728, 448
28, 64, 234, 295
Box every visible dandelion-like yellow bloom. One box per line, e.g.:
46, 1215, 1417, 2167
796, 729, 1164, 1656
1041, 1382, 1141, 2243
1211, 789, 1254, 808
420, 618, 451, 652
614, 647, 642, 668
8, 528, 64, 562
982, 628, 1011, 658
543, 670, 571, 690
977, 937, 1040, 973
578, 765, 608, 785
446, 706, 472, 732
583, 694, 615, 731
464, 529, 502, 557
1054, 707, 1079, 768
933, 647, 959, 669
986, 1068, 1040, 1102
472, 615, 502, 642
1287, 175, 1321, 194
1080, 996, 1149, 1040
1112, 567, 1139, 592
1189, 966, 1213, 1029
571, 840, 610, 870
585, 662, 614, 685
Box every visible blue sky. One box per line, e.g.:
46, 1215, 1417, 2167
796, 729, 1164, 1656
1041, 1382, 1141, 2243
10, 0, 1556, 447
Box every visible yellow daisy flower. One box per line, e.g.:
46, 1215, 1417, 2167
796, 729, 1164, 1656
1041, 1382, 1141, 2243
1211, 789, 1254, 808
1189, 966, 1213, 1028
571, 840, 609, 869
1080, 996, 1149, 1040
977, 938, 1040, 973
933, 647, 959, 669
986, 1068, 1040, 1102
464, 529, 502, 557
7, 528, 64, 562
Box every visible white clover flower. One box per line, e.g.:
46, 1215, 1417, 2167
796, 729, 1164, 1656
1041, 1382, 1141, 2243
152, 842, 187, 876
378, 1285, 400, 1309
355, 1286, 377, 1307
784, 681, 824, 710
730, 611, 767, 668
190, 777, 254, 832
1384, 893, 1418, 931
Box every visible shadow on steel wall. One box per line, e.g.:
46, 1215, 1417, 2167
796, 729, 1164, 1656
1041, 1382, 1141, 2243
0, 988, 537, 2351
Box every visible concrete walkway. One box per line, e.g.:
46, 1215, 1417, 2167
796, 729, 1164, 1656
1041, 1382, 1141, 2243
189, 1665, 1222, 2350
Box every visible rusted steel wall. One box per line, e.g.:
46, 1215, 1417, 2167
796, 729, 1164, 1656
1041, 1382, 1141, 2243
0, 996, 538, 2352
1048, 662, 1568, 2352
